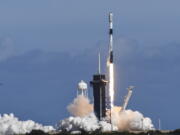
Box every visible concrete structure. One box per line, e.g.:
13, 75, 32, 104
90, 74, 107, 120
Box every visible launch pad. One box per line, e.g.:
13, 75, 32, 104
89, 12, 135, 125
65, 12, 154, 132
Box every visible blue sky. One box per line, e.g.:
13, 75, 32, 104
0, 0, 180, 130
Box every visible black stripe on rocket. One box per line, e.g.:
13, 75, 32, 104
109, 29, 113, 35
109, 28, 113, 63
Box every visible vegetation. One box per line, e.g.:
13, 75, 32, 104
15, 129, 180, 135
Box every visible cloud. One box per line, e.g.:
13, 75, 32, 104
0, 37, 14, 62
113, 37, 180, 66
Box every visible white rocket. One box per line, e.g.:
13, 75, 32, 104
109, 13, 113, 63
107, 13, 115, 109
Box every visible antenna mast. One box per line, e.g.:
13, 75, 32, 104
98, 52, 101, 74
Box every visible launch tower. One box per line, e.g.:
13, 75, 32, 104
90, 74, 107, 120
90, 53, 107, 120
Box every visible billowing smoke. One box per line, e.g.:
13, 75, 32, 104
0, 94, 154, 134
58, 96, 115, 132
58, 96, 154, 132
67, 95, 93, 117
110, 106, 154, 131
57, 113, 115, 132
0, 113, 54, 135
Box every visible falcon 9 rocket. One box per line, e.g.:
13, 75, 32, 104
107, 13, 115, 110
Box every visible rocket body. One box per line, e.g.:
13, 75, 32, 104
109, 13, 113, 63
110, 51, 113, 63
107, 13, 115, 109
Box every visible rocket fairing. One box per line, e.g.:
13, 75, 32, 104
109, 13, 113, 63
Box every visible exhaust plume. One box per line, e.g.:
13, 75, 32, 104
110, 106, 154, 131
67, 95, 93, 117
107, 63, 115, 108
58, 97, 154, 132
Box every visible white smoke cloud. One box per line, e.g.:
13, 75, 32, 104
58, 109, 154, 132
58, 96, 118, 132
0, 95, 154, 134
110, 107, 154, 131
57, 113, 116, 132
57, 96, 154, 132
0, 87, 154, 134
0, 113, 54, 135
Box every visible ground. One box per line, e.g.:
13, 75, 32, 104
16, 129, 180, 135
